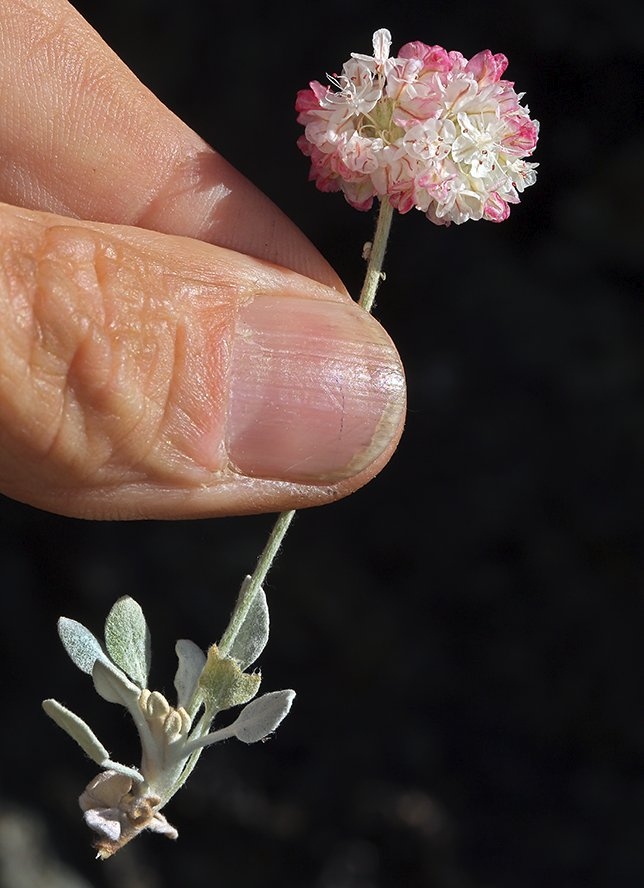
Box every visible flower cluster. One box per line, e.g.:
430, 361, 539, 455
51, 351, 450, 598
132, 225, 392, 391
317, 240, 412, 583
296, 29, 539, 225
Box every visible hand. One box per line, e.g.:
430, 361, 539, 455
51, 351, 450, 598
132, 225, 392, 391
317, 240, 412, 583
0, 0, 405, 519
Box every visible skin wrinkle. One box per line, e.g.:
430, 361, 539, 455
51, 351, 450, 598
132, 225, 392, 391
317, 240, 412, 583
30, 265, 70, 455
1, 1, 183, 223
135, 152, 228, 242
1, 2, 346, 289
0, 3, 407, 518
81, 249, 178, 485
58, 474, 345, 522
147, 320, 195, 477
41, 229, 228, 490
33, 227, 109, 472
0, 266, 39, 455
62, 324, 112, 481
0, 242, 75, 493
5, 14, 77, 190
2, 221, 165, 488
42, 336, 85, 476
0, 204, 405, 518
149, 265, 233, 477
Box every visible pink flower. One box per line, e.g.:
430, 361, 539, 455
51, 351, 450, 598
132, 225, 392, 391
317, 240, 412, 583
296, 29, 539, 225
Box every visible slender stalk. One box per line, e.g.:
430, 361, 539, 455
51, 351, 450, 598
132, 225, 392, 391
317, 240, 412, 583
160, 707, 212, 804
177, 724, 237, 757
218, 198, 393, 658
168, 509, 296, 801
218, 509, 296, 656
359, 197, 394, 312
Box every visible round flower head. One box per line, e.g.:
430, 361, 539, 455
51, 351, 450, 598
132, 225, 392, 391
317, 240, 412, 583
296, 29, 539, 225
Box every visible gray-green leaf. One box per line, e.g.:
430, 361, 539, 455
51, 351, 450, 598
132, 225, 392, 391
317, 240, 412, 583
229, 689, 295, 744
58, 617, 110, 675
42, 698, 110, 764
43, 700, 144, 783
104, 596, 150, 688
174, 639, 206, 711
92, 659, 141, 707
224, 576, 269, 670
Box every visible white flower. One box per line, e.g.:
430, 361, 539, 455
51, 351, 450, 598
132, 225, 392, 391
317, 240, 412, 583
451, 113, 504, 178
296, 29, 539, 224
403, 118, 456, 162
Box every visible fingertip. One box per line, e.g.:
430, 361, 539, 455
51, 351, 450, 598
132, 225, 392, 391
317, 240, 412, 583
224, 294, 405, 486
0, 205, 405, 519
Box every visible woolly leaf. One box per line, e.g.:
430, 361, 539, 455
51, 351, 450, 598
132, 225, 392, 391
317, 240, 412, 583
104, 597, 150, 688
58, 617, 109, 675
174, 639, 206, 711
92, 659, 141, 707
230, 690, 295, 744
225, 576, 269, 670
42, 698, 110, 765
198, 644, 260, 713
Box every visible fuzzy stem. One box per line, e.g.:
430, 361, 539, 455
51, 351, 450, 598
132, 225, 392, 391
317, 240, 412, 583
159, 707, 212, 805
219, 200, 393, 657
152, 199, 396, 812
176, 724, 237, 757
218, 509, 296, 656
359, 196, 394, 312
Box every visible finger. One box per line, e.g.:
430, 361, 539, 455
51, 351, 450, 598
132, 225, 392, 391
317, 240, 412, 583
0, 203, 405, 519
0, 0, 343, 289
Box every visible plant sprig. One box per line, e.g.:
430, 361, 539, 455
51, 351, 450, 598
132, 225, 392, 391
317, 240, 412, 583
43, 589, 294, 859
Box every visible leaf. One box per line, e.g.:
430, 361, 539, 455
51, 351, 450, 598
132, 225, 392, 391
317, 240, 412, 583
42, 698, 110, 764
92, 659, 141, 707
43, 698, 144, 783
174, 639, 206, 711
225, 576, 270, 670
104, 597, 151, 688
229, 689, 295, 744
58, 617, 109, 675
198, 644, 261, 713
101, 759, 144, 783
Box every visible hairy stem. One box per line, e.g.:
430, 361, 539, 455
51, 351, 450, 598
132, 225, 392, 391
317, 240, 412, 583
218, 509, 296, 656
218, 198, 393, 657
359, 196, 394, 312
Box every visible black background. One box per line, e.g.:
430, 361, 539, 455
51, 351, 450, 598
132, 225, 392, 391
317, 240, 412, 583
1, 1, 643, 887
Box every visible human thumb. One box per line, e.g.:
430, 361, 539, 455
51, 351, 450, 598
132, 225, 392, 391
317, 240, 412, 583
0, 204, 405, 519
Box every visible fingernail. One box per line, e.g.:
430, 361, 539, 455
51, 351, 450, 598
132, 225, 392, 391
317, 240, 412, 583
227, 295, 405, 483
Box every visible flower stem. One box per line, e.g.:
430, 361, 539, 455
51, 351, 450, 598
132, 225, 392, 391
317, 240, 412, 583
218, 509, 296, 656
220, 199, 393, 661
359, 196, 394, 312
160, 707, 212, 805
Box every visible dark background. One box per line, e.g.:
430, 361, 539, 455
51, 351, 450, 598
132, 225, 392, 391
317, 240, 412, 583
1, 1, 643, 886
